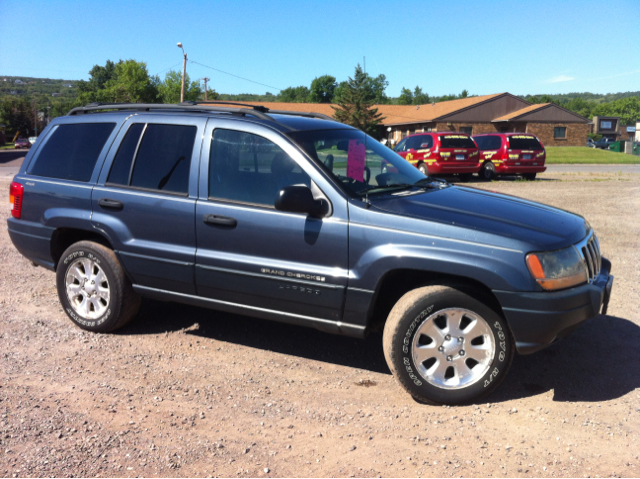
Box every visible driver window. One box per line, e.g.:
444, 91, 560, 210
209, 129, 311, 207
395, 138, 407, 152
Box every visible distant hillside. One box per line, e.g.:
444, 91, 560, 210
0, 75, 79, 99
522, 91, 640, 104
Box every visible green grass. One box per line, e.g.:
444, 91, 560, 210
0, 145, 16, 150
545, 147, 640, 164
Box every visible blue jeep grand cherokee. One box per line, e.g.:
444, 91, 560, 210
7, 102, 614, 404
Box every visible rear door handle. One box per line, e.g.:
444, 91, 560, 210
98, 198, 124, 210
203, 214, 237, 227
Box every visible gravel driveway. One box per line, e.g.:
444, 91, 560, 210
1, 171, 639, 477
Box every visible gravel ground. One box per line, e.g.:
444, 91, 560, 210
1, 171, 639, 478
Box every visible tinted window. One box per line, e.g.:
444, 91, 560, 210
130, 124, 196, 194
509, 136, 543, 150
475, 135, 502, 150
209, 129, 310, 207
439, 135, 476, 148
406, 135, 432, 150
30, 123, 115, 182
107, 123, 144, 185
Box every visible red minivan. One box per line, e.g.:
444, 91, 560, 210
394, 132, 480, 181
472, 133, 546, 181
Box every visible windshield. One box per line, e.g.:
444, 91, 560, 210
288, 128, 426, 197
509, 136, 543, 150
439, 135, 477, 149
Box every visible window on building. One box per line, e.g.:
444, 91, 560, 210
459, 127, 473, 135
554, 127, 567, 139
129, 124, 197, 194
29, 123, 116, 182
600, 121, 612, 130
209, 129, 310, 207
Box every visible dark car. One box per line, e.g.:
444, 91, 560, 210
394, 132, 480, 181
594, 137, 616, 149
14, 138, 30, 149
7, 102, 613, 405
472, 133, 546, 181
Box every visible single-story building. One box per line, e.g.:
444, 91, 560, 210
216, 92, 591, 146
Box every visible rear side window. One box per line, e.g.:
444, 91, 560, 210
475, 136, 502, 150
30, 123, 115, 182
407, 135, 432, 150
509, 136, 543, 150
439, 135, 476, 149
106, 123, 196, 194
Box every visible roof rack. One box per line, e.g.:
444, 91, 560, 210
67, 101, 336, 123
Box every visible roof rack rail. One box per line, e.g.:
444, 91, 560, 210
67, 101, 337, 123
66, 102, 273, 121
183, 101, 336, 122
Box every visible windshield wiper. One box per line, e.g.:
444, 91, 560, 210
414, 177, 449, 187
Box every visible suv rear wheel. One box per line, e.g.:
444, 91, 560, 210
480, 161, 496, 181
56, 241, 140, 333
382, 285, 514, 404
418, 162, 428, 175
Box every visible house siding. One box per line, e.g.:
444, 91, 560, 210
526, 123, 590, 147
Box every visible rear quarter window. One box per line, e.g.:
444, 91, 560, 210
29, 123, 116, 182
475, 136, 502, 150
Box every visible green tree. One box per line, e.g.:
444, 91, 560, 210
0, 96, 35, 137
366, 74, 390, 104
593, 96, 640, 125
332, 64, 386, 135
157, 70, 202, 103
278, 86, 310, 103
103, 60, 159, 103
413, 86, 429, 105
459, 89, 469, 99
397, 87, 413, 105
308, 75, 337, 103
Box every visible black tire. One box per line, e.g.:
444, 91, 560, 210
382, 285, 514, 405
418, 162, 428, 175
458, 173, 473, 183
522, 173, 537, 181
56, 241, 141, 333
480, 161, 496, 181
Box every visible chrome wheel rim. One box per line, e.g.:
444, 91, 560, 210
411, 308, 495, 390
65, 257, 110, 320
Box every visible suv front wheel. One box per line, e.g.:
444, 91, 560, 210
56, 241, 141, 333
383, 285, 514, 404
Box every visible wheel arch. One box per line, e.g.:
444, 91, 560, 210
366, 268, 504, 335
51, 228, 114, 271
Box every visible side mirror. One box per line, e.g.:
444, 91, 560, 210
274, 185, 330, 218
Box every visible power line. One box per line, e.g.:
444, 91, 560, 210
189, 60, 282, 92
152, 62, 184, 77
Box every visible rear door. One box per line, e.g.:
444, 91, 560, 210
507, 135, 545, 167
475, 135, 504, 163
438, 134, 479, 166
194, 119, 349, 328
92, 115, 206, 295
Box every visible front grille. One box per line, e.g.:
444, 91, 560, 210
580, 234, 601, 282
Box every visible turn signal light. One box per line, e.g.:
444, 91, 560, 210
9, 181, 24, 219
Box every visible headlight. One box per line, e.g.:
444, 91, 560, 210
526, 246, 588, 291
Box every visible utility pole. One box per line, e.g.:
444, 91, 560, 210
203, 77, 210, 101
177, 42, 187, 103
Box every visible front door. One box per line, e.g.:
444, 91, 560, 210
194, 119, 349, 329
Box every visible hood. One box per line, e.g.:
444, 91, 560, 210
369, 185, 589, 250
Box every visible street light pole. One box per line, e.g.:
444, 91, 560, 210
177, 42, 187, 103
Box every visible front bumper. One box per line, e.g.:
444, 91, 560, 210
493, 257, 613, 354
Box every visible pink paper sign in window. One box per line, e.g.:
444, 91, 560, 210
346, 139, 366, 182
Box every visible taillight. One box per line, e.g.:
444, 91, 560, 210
10, 182, 24, 219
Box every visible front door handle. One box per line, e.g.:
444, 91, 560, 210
203, 214, 237, 228
98, 198, 124, 210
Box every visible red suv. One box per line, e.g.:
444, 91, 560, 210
472, 133, 546, 181
394, 132, 480, 181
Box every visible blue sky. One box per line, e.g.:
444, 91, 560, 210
1, 0, 639, 98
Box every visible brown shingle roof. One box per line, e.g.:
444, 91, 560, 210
492, 103, 550, 122
214, 93, 506, 126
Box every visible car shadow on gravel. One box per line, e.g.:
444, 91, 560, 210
489, 314, 640, 403
121, 298, 391, 375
